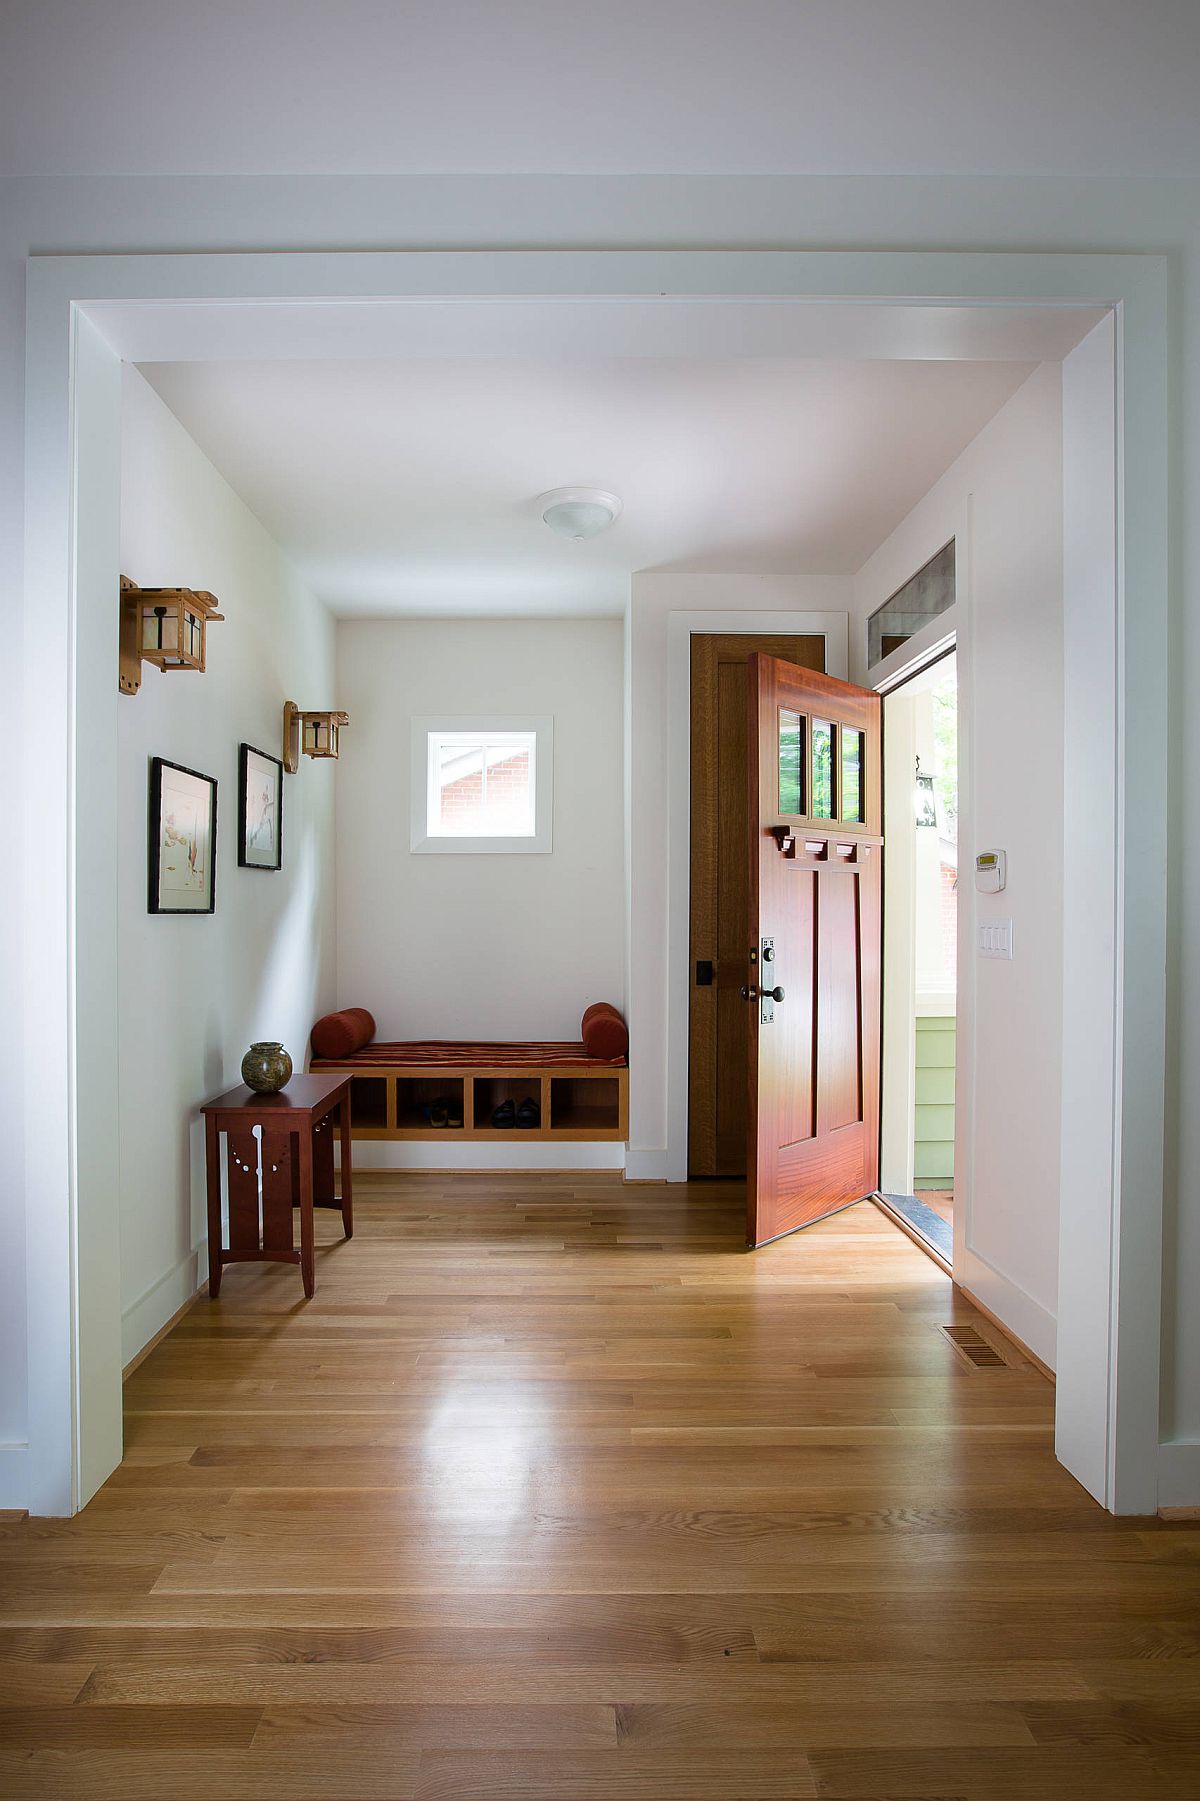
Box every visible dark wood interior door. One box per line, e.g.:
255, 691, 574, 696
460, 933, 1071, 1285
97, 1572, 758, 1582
689, 634, 827, 1177
746, 654, 882, 1246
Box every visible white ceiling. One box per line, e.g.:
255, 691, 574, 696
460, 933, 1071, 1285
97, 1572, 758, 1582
3, 1, 1199, 179
141, 354, 1036, 616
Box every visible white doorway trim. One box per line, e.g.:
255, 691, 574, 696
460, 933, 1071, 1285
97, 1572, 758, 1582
21, 249, 1166, 1517
877, 638, 961, 1210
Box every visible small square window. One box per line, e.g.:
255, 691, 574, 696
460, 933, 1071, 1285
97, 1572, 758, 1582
432, 732, 536, 837
411, 716, 553, 854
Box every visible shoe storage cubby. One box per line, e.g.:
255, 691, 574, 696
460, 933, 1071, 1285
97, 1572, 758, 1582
473, 1075, 545, 1133
349, 1075, 389, 1134
395, 1075, 467, 1131
550, 1076, 622, 1135
332, 1059, 628, 1144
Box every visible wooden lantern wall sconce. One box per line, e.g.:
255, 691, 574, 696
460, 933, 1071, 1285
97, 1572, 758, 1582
282, 702, 350, 774
119, 575, 224, 695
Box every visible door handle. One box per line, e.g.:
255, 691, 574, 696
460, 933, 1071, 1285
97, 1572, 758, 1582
741, 984, 785, 1003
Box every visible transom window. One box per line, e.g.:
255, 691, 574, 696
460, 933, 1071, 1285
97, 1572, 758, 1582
867, 539, 955, 669
411, 715, 553, 854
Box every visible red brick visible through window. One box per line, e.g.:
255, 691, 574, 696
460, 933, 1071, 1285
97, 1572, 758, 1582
941, 859, 958, 967
438, 749, 531, 832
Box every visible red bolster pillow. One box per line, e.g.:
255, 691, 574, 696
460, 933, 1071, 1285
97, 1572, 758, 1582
581, 1001, 628, 1061
311, 1007, 376, 1059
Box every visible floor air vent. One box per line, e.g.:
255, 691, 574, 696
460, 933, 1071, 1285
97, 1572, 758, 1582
939, 1322, 1009, 1370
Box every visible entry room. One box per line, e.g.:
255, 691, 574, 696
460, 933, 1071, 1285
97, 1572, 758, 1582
111, 316, 1072, 1312
9, 284, 1195, 1801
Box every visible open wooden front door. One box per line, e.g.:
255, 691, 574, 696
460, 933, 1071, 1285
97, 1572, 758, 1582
746, 654, 883, 1247
689, 633, 827, 1177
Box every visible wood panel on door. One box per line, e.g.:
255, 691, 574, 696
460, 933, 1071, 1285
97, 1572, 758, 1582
689, 633, 826, 1177
746, 653, 882, 1246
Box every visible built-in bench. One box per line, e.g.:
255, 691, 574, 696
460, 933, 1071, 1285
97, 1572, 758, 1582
309, 1008, 628, 1144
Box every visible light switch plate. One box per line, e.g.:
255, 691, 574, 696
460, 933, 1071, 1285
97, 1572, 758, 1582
978, 919, 1013, 959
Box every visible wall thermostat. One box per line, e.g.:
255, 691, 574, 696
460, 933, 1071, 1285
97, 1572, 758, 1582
974, 848, 1007, 893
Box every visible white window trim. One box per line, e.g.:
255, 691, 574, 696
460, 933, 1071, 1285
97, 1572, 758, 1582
410, 715, 553, 854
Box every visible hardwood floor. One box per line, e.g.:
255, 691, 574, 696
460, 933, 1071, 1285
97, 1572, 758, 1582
2, 1176, 1198, 1798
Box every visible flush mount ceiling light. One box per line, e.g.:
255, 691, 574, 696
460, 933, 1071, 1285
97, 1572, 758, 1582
537, 487, 622, 541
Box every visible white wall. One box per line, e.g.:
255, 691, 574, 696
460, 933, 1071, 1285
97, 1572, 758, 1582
1, 171, 1197, 1506
854, 364, 1064, 1366
117, 367, 337, 1365
335, 613, 625, 1052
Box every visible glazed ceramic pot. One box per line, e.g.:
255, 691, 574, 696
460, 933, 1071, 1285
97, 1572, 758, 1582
241, 1041, 293, 1094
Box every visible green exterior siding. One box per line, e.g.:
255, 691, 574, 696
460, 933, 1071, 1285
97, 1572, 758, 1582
914, 1014, 955, 1185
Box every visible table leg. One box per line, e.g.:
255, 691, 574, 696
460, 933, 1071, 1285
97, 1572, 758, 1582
204, 1114, 223, 1298
297, 1124, 315, 1299
338, 1094, 354, 1239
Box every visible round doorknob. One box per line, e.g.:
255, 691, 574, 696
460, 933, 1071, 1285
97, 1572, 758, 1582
762, 985, 785, 1003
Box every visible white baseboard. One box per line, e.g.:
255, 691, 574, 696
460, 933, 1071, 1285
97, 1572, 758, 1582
0, 1442, 29, 1511
1158, 1439, 1200, 1509
955, 1244, 1057, 1373
350, 1141, 625, 1172
623, 1147, 674, 1182
121, 1246, 208, 1368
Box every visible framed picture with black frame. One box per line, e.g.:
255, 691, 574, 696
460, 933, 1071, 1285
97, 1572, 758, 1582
148, 756, 217, 914
237, 741, 284, 871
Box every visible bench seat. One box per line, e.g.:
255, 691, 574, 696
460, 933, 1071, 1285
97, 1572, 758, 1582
310, 1041, 628, 1142
311, 1039, 625, 1071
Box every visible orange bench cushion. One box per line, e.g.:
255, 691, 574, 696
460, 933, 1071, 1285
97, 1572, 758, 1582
310, 1039, 626, 1070
310, 1007, 376, 1059
580, 1002, 628, 1060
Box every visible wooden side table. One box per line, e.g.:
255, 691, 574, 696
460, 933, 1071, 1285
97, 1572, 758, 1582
201, 1072, 353, 1299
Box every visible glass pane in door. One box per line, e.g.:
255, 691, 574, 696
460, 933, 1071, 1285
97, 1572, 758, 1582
778, 709, 804, 814
841, 727, 863, 823
812, 719, 835, 819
